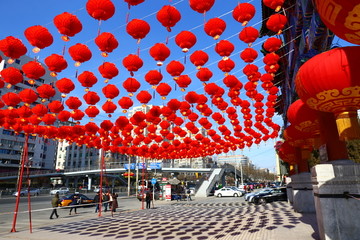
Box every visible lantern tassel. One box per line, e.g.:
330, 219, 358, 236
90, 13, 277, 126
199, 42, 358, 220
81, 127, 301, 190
97, 20, 102, 36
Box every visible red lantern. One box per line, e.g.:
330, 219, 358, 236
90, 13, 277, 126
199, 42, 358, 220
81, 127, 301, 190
102, 84, 120, 99
1, 67, 23, 88
176, 75, 192, 91
32, 104, 48, 117
65, 96, 82, 110
68, 43, 92, 66
2, 92, 21, 107
48, 100, 64, 113
266, 14, 287, 34
263, 0, 285, 12
214, 40, 235, 59
263, 52, 280, 66
204, 83, 220, 97
232, 3, 256, 26
223, 75, 240, 88
136, 91, 152, 105
98, 62, 119, 81
149, 43, 171, 66
24, 25, 53, 53
83, 91, 100, 105
315, 1, 360, 45
21, 61, 46, 84
42, 114, 57, 125
156, 5, 181, 32
118, 97, 133, 112
156, 83, 172, 99
53, 12, 83, 41
196, 67, 213, 83
17, 106, 32, 118
18, 89, 38, 105
124, 0, 144, 8
102, 101, 117, 116
239, 27, 259, 45
243, 64, 259, 79
0, 36, 27, 62
175, 31, 197, 53
95, 32, 119, 57
71, 109, 85, 121
263, 37, 282, 52
86, 0, 115, 21
190, 50, 209, 69
185, 91, 199, 104
56, 78, 75, 97
122, 54, 143, 76
100, 120, 113, 131
78, 71, 98, 90
287, 100, 320, 134
166, 60, 185, 78
204, 18, 226, 40
189, 0, 215, 14
123, 77, 141, 96
145, 70, 163, 87
44, 54, 68, 77
218, 58, 235, 74
85, 106, 100, 118
126, 19, 150, 43
240, 48, 258, 63
296, 47, 360, 140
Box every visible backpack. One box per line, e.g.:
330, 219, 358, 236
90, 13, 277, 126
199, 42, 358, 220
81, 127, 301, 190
103, 194, 109, 201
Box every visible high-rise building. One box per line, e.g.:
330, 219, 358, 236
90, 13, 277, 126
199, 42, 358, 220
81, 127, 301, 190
217, 155, 251, 167
0, 54, 61, 172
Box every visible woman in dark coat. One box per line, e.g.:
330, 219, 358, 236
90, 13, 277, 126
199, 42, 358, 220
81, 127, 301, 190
69, 194, 80, 215
111, 192, 118, 217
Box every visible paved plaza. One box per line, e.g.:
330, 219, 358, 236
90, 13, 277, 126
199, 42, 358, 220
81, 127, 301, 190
0, 198, 319, 240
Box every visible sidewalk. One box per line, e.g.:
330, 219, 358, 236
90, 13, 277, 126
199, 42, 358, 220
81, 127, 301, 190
0, 198, 319, 240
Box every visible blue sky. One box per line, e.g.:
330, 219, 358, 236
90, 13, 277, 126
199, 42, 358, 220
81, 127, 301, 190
0, 0, 353, 171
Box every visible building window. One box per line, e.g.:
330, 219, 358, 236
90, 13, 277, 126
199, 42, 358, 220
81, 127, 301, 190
2, 130, 13, 136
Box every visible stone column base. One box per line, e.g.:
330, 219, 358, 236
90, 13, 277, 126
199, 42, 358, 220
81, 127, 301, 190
285, 177, 293, 204
312, 160, 360, 240
291, 172, 315, 213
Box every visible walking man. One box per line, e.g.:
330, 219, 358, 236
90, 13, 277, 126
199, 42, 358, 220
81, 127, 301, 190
50, 193, 61, 219
94, 192, 101, 213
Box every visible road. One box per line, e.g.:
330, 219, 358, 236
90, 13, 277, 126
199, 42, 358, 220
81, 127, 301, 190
0, 193, 320, 240
0, 193, 149, 234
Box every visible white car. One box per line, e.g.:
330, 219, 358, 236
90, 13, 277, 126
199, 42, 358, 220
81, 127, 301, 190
50, 187, 69, 195
13, 188, 40, 197
214, 187, 243, 197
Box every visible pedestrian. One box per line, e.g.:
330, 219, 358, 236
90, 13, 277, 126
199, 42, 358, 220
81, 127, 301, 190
69, 194, 80, 215
50, 193, 61, 219
145, 189, 152, 209
186, 188, 192, 202
93, 192, 101, 213
107, 191, 113, 211
103, 192, 109, 212
111, 192, 118, 217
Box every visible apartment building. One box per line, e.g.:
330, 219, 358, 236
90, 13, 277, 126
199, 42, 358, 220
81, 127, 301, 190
0, 54, 61, 171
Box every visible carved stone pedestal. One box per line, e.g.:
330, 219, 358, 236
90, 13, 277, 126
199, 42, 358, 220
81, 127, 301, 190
291, 172, 315, 213
285, 177, 293, 204
312, 160, 360, 240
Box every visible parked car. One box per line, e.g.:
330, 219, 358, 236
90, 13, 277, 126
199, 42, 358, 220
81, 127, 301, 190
244, 188, 272, 202
60, 193, 94, 207
50, 187, 69, 195
214, 187, 243, 197
251, 187, 288, 204
93, 186, 111, 193
228, 186, 246, 196
12, 188, 40, 197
